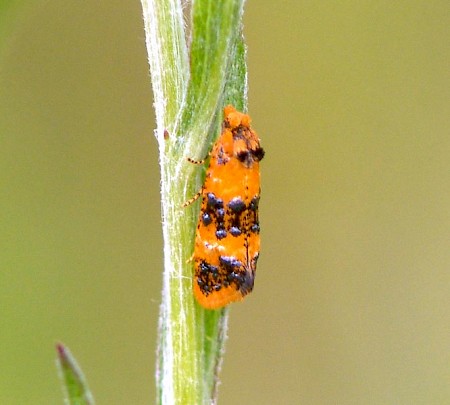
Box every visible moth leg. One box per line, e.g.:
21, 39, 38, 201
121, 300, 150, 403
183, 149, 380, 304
184, 150, 210, 206
182, 189, 202, 207
187, 157, 206, 165
187, 147, 212, 165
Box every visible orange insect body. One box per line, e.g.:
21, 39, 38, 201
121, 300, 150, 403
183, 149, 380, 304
192, 105, 264, 309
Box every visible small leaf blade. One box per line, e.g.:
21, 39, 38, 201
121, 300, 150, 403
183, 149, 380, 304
56, 343, 95, 405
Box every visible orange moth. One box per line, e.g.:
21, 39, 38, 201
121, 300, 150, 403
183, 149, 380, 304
189, 105, 264, 309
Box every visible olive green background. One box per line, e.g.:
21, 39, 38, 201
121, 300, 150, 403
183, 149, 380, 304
1, 1, 449, 404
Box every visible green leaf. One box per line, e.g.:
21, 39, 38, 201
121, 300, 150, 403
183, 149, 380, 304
56, 343, 95, 405
178, 0, 246, 156
223, 33, 248, 111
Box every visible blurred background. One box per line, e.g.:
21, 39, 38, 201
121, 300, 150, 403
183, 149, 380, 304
1, 1, 449, 404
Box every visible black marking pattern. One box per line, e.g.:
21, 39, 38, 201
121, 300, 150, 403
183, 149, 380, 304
196, 256, 255, 296
196, 191, 261, 297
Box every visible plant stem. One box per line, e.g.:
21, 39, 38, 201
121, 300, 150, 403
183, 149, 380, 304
141, 1, 247, 403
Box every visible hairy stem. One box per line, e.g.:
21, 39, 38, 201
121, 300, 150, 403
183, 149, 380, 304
141, 1, 247, 403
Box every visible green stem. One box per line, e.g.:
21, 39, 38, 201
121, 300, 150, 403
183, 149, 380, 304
141, 1, 247, 404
